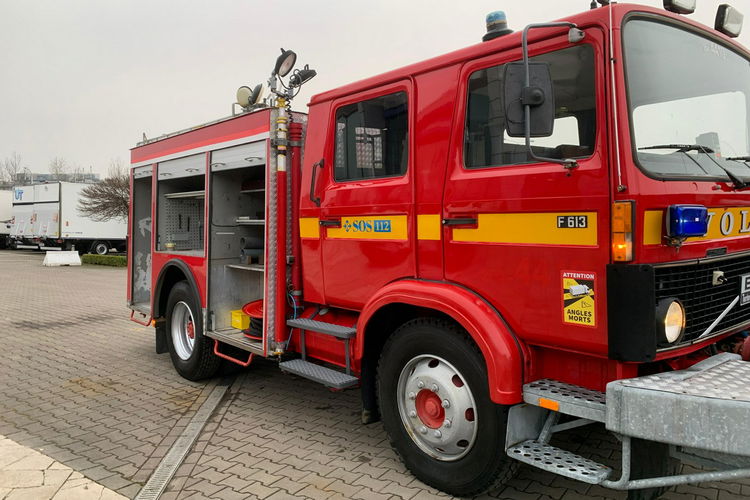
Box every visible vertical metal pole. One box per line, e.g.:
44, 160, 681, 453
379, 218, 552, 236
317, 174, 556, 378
274, 100, 289, 352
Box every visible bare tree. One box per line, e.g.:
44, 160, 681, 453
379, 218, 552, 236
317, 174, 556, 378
2, 152, 23, 183
49, 156, 68, 180
77, 159, 129, 222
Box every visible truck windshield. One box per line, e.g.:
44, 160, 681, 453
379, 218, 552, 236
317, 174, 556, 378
623, 19, 750, 182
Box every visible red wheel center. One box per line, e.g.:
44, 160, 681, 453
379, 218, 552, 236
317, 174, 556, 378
415, 389, 445, 429
186, 321, 195, 339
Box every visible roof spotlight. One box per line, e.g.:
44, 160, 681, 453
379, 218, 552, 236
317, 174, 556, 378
716, 4, 743, 38
289, 65, 317, 88
274, 48, 297, 77
249, 83, 264, 105
663, 0, 696, 15
236, 86, 252, 107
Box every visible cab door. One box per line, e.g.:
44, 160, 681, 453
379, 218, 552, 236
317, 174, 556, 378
318, 82, 414, 309
443, 30, 611, 354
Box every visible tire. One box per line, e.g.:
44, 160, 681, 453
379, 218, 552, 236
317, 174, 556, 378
91, 241, 109, 255
165, 281, 220, 380
626, 439, 680, 500
377, 318, 516, 497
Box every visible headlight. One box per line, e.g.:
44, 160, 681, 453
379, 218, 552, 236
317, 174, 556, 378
656, 298, 685, 346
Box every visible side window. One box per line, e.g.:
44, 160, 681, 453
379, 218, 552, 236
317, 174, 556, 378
334, 91, 408, 181
465, 44, 596, 168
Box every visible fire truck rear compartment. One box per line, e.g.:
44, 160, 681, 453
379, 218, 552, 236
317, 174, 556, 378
507, 353, 750, 489
206, 164, 265, 349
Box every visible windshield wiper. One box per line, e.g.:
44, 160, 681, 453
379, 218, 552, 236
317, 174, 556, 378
727, 156, 750, 162
640, 144, 748, 189
640, 144, 715, 153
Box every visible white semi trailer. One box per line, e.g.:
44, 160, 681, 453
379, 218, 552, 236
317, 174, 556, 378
0, 190, 11, 248
10, 182, 126, 254
9, 185, 35, 248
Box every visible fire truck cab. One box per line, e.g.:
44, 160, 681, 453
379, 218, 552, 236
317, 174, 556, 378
129, 2, 750, 497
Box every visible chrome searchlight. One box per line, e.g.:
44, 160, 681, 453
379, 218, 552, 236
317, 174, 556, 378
716, 4, 744, 38
666, 205, 709, 239
664, 0, 696, 14
273, 48, 297, 77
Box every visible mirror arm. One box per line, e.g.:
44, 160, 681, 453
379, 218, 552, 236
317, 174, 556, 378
522, 22, 582, 175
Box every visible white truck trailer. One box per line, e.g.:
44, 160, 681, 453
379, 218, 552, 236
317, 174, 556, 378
0, 190, 11, 248
9, 185, 35, 248
11, 182, 127, 254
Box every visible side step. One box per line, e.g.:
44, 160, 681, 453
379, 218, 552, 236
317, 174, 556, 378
286, 318, 356, 338
279, 359, 358, 389
524, 379, 606, 422
205, 328, 263, 355
507, 440, 612, 484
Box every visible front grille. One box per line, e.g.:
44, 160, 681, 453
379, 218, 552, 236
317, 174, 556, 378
654, 252, 750, 342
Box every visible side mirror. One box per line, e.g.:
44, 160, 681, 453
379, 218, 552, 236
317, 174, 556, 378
503, 62, 555, 138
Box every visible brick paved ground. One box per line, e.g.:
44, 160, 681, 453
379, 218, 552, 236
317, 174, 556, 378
0, 249, 748, 499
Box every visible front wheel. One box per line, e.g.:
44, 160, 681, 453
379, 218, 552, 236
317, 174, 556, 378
377, 318, 516, 497
165, 281, 220, 380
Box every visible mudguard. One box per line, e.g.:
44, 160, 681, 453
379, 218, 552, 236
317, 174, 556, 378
358, 279, 524, 404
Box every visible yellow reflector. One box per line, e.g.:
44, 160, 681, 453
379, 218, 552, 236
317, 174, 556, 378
612, 201, 634, 262
538, 397, 560, 411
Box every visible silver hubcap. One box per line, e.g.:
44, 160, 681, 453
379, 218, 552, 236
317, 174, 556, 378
171, 301, 196, 361
397, 355, 478, 461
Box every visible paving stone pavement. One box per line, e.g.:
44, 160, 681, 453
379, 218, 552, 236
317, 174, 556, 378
0, 434, 127, 499
1, 249, 748, 500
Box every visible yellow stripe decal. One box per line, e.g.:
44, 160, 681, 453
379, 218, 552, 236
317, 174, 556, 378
644, 207, 750, 245
326, 216, 408, 240
643, 210, 663, 245
417, 214, 441, 241
299, 217, 319, 239
452, 213, 598, 246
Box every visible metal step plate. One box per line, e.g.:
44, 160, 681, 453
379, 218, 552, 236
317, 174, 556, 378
524, 379, 606, 422
607, 353, 750, 457
205, 328, 263, 355
286, 318, 356, 339
279, 359, 359, 389
507, 440, 612, 484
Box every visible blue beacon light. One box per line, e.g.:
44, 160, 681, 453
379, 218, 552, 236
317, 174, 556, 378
667, 205, 709, 239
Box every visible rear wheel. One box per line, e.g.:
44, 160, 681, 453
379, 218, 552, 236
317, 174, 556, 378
377, 318, 516, 497
91, 241, 108, 255
165, 281, 220, 380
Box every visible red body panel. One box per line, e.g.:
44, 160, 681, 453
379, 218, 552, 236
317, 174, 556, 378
129, 3, 750, 400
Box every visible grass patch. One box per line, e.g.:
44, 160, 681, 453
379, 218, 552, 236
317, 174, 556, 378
81, 254, 127, 267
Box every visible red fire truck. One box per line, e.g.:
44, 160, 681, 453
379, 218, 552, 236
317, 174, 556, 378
129, 1, 750, 497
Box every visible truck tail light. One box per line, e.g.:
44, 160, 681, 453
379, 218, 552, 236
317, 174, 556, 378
612, 201, 634, 262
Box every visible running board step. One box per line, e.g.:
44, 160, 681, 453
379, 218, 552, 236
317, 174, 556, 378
286, 318, 356, 339
507, 440, 612, 484
524, 379, 606, 422
279, 359, 359, 389
205, 328, 263, 355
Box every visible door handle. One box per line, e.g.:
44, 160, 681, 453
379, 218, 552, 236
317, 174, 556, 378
319, 218, 341, 228
309, 159, 324, 207
442, 217, 478, 227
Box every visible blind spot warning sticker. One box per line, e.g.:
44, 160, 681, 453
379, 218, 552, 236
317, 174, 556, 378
562, 271, 596, 327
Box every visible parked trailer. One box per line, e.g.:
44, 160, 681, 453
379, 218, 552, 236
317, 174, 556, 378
32, 182, 126, 254
0, 190, 11, 248
130, 3, 750, 498
9, 185, 36, 249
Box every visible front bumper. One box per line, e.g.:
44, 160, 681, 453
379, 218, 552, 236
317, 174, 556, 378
607, 352, 750, 457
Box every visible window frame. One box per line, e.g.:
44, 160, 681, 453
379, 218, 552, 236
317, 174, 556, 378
621, 13, 750, 183
459, 38, 600, 171
329, 82, 412, 185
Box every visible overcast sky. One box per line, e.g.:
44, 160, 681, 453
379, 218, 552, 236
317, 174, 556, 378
1, 0, 747, 176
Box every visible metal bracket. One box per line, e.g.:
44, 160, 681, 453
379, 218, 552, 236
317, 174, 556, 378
271, 138, 289, 148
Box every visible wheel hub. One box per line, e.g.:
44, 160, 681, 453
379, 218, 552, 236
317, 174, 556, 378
397, 355, 478, 461
415, 390, 444, 428
171, 301, 196, 361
